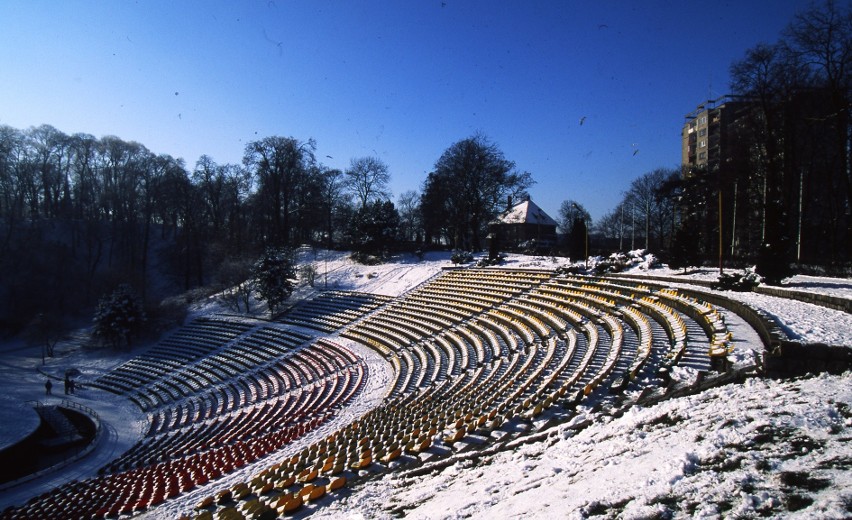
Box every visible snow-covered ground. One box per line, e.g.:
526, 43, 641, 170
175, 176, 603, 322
0, 250, 850, 519
311, 372, 852, 519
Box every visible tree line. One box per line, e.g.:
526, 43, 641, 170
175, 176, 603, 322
584, 1, 852, 272
2, 0, 847, 339
679, 0, 851, 267
0, 125, 530, 336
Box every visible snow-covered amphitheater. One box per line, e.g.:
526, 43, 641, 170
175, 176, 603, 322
0, 252, 850, 519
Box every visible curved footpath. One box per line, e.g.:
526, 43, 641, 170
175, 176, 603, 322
0, 392, 147, 511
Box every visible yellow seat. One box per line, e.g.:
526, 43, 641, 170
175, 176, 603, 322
306, 484, 326, 503
195, 496, 214, 510
329, 476, 347, 492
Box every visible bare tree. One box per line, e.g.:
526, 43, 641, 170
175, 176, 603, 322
344, 156, 390, 209
397, 189, 421, 242
243, 136, 316, 247
624, 168, 678, 252
784, 0, 852, 259
557, 199, 591, 235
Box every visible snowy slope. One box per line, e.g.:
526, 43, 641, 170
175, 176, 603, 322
311, 372, 852, 519
1, 251, 850, 519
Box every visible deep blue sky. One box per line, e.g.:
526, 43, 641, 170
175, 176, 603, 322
0, 1, 815, 221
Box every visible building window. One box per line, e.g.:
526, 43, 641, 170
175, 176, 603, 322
699, 152, 706, 160
699, 116, 707, 124
699, 128, 707, 137
699, 140, 706, 148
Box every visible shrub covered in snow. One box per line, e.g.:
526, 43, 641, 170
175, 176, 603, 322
555, 264, 586, 276
92, 284, 147, 349
451, 250, 474, 264
349, 251, 384, 265
477, 253, 506, 267
756, 241, 795, 285
299, 263, 318, 287
712, 268, 762, 292
592, 249, 661, 274
252, 247, 297, 317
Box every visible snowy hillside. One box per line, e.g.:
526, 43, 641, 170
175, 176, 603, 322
0, 251, 850, 519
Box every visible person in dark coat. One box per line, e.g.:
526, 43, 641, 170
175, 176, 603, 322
64, 376, 70, 395
45, 379, 52, 395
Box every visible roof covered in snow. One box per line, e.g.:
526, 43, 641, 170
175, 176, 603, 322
494, 198, 558, 226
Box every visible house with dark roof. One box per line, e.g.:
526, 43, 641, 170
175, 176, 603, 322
489, 197, 558, 253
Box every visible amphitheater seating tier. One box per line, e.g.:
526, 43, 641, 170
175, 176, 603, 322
3, 268, 741, 520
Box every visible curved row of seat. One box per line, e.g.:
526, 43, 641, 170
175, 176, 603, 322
1, 268, 739, 520
2, 318, 369, 520
88, 318, 256, 395
187, 269, 734, 518
279, 291, 392, 332
9, 417, 328, 520
92, 326, 314, 412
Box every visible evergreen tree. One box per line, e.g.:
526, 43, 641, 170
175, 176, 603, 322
755, 238, 795, 285
348, 200, 400, 257
252, 247, 296, 317
568, 217, 588, 263
668, 221, 701, 272
92, 284, 146, 349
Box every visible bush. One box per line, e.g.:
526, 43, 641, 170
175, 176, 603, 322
477, 253, 506, 267
594, 255, 628, 275
92, 284, 147, 349
299, 264, 318, 287
451, 251, 474, 264
755, 241, 795, 285
711, 268, 761, 292
555, 265, 585, 276
350, 251, 383, 265
253, 247, 296, 317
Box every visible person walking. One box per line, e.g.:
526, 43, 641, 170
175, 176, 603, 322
45, 379, 53, 395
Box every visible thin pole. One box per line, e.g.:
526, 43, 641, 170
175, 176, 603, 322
797, 169, 804, 262
761, 172, 767, 243
718, 188, 723, 275
619, 204, 624, 251
731, 181, 737, 258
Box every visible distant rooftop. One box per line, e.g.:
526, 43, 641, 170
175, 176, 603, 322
495, 198, 558, 226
